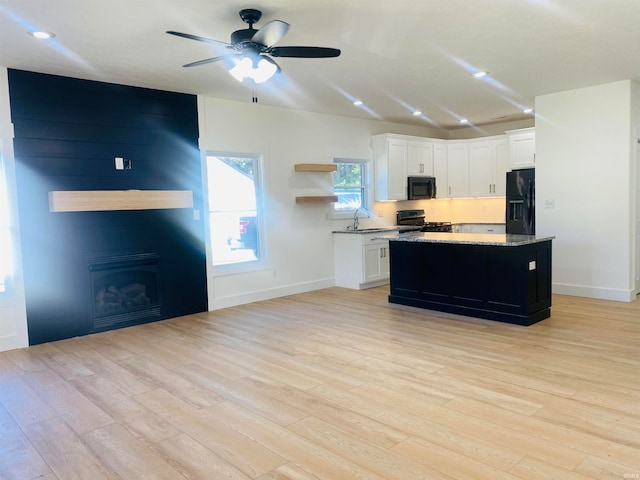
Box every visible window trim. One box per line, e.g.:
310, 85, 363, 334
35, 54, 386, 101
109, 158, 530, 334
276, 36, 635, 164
204, 150, 268, 276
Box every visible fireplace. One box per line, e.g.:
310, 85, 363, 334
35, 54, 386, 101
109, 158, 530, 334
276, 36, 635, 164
89, 252, 161, 330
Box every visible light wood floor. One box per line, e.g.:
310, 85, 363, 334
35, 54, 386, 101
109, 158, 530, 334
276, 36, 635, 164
1, 287, 639, 480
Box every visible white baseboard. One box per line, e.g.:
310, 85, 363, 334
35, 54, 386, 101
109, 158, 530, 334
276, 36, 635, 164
552, 283, 635, 302
209, 278, 336, 310
0, 334, 29, 352
0, 304, 29, 352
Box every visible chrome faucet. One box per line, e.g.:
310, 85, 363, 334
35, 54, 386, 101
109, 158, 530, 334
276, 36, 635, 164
353, 208, 360, 230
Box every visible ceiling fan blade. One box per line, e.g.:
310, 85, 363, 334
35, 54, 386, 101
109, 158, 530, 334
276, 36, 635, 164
269, 46, 341, 58
183, 53, 240, 68
251, 20, 290, 47
166, 30, 231, 48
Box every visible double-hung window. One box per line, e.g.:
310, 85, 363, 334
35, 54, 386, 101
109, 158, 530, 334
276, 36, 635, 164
205, 152, 264, 268
333, 158, 367, 212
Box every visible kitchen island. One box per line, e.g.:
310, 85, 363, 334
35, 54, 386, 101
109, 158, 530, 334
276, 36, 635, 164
384, 232, 554, 325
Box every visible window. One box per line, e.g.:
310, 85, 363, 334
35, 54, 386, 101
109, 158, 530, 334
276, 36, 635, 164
0, 156, 11, 293
333, 158, 367, 211
206, 153, 264, 267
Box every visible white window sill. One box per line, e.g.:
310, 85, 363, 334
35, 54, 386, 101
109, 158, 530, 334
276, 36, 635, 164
209, 260, 272, 278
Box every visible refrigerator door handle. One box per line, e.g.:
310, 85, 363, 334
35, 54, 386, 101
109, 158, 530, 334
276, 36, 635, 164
527, 179, 535, 234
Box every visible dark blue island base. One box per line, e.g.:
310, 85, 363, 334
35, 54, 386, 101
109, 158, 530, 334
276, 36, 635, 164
386, 234, 553, 326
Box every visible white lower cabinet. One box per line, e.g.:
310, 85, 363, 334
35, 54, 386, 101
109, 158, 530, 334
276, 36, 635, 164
453, 223, 506, 233
334, 233, 390, 289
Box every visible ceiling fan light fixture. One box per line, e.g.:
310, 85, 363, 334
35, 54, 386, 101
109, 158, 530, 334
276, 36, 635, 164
253, 57, 278, 83
228, 57, 252, 82
228, 55, 278, 84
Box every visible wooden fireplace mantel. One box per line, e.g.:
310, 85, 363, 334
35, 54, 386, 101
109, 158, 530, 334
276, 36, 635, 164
48, 190, 194, 212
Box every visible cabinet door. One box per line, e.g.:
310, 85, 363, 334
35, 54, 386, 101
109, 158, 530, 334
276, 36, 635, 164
363, 244, 386, 283
493, 139, 510, 196
509, 130, 535, 169
387, 139, 408, 200
380, 244, 390, 277
433, 143, 448, 198
407, 140, 434, 176
446, 143, 469, 197
374, 135, 407, 201
468, 141, 494, 196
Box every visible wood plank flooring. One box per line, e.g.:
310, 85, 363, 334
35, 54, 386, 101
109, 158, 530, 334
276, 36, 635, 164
1, 287, 639, 479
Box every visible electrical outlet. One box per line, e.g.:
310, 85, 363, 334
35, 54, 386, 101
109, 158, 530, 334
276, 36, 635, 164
115, 157, 124, 170
544, 199, 555, 209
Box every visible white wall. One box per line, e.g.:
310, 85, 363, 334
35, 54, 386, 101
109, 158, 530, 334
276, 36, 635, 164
632, 82, 640, 294
198, 96, 443, 309
536, 80, 636, 301
0, 67, 29, 351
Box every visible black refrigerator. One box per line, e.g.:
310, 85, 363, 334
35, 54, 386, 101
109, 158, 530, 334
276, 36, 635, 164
505, 168, 535, 234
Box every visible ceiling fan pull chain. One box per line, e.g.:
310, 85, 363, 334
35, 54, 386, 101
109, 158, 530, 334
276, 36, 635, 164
252, 83, 258, 103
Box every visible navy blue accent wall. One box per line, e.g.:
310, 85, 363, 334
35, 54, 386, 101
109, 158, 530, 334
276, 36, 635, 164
8, 69, 207, 345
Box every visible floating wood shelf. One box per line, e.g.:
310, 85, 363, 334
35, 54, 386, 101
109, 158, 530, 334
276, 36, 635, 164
294, 163, 337, 172
295, 195, 339, 204
49, 190, 194, 212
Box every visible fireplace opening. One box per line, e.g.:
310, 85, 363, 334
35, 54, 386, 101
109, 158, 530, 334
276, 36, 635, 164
89, 253, 161, 330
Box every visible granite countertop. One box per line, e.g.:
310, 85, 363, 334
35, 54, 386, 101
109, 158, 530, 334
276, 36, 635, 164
332, 226, 421, 234
452, 222, 506, 226
377, 232, 555, 246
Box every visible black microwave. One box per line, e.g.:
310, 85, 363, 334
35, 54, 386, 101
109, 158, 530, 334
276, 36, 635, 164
408, 176, 437, 200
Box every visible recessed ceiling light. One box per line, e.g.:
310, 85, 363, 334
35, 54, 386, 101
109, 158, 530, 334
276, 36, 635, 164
412, 110, 422, 116
30, 31, 55, 39
473, 71, 488, 78
459, 118, 469, 124
353, 100, 363, 106
522, 108, 533, 114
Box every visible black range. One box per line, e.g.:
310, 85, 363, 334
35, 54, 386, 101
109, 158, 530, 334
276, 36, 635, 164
396, 209, 452, 233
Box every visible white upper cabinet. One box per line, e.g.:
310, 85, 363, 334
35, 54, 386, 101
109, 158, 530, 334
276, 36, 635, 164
507, 127, 535, 169
468, 137, 510, 197
494, 139, 510, 195
468, 140, 493, 196
373, 132, 518, 201
373, 134, 408, 201
433, 142, 448, 198
446, 142, 469, 198
407, 140, 434, 176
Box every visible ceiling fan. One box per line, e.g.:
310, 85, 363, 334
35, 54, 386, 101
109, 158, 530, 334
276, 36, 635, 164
167, 8, 341, 83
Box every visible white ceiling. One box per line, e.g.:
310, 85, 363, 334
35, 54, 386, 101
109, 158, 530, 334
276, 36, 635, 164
1, 1, 640, 130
